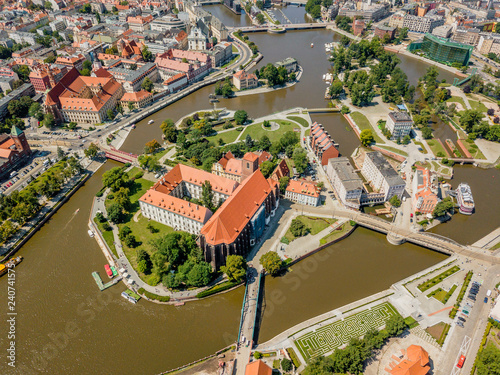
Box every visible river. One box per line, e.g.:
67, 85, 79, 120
2, 6, 498, 375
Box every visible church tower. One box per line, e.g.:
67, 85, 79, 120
11, 126, 31, 155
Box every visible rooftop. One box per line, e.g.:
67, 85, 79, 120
328, 157, 364, 191
388, 111, 413, 123
365, 152, 405, 186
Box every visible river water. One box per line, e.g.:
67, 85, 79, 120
2, 6, 498, 375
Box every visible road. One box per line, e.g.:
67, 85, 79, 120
436, 264, 500, 375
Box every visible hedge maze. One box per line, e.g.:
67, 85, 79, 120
294, 302, 398, 361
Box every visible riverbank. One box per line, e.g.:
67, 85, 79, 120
0, 158, 103, 261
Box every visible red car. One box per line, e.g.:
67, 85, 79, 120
457, 355, 466, 368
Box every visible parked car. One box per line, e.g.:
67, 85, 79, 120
484, 297, 488, 303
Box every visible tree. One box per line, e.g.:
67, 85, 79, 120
43, 113, 55, 128
80, 68, 91, 76
254, 352, 263, 359
256, 13, 265, 25
487, 108, 495, 116
106, 109, 115, 120
459, 109, 483, 133
279, 176, 290, 194
432, 197, 455, 218
102, 167, 128, 192
360, 129, 374, 146
259, 135, 271, 151
402, 135, 411, 145
290, 218, 309, 237
329, 79, 344, 98
84, 143, 99, 159
57, 147, 65, 160
385, 315, 407, 337
142, 77, 154, 92
28, 102, 42, 119
119, 225, 132, 240
142, 45, 153, 62
124, 234, 138, 248
220, 255, 247, 282
259, 160, 274, 178
144, 139, 161, 154
245, 134, 253, 148
186, 262, 212, 287
259, 251, 282, 276
281, 358, 293, 372
476, 343, 500, 375
128, 101, 135, 112
292, 147, 308, 174
234, 110, 248, 125
221, 82, 234, 98
421, 126, 433, 139
138, 155, 160, 172
107, 203, 124, 223
114, 187, 131, 210
389, 195, 401, 208
68, 122, 77, 130
202, 180, 214, 211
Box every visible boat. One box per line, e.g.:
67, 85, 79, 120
104, 264, 113, 278
121, 291, 138, 304
311, 43, 314, 48
148, 120, 154, 124
456, 183, 474, 215
75, 208, 80, 214
131, 124, 136, 129
111, 266, 118, 277
0, 256, 23, 277
88, 229, 94, 238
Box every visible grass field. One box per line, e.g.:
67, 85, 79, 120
459, 139, 486, 159
243, 120, 301, 143
284, 216, 337, 243
427, 286, 457, 304
350, 112, 384, 144
426, 139, 447, 157
414, 141, 428, 154
446, 96, 466, 109
319, 221, 354, 245
287, 116, 310, 128
294, 302, 399, 361
206, 128, 242, 144
468, 100, 488, 114
376, 145, 408, 157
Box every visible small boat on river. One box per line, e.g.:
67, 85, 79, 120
148, 120, 154, 124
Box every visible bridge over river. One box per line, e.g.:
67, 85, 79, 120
228, 22, 335, 33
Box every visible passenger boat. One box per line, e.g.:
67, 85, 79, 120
111, 266, 118, 277
0, 256, 23, 277
88, 229, 94, 238
104, 264, 113, 278
148, 120, 154, 124
121, 291, 138, 304
456, 183, 474, 215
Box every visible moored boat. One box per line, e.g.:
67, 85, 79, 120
456, 182, 474, 215
88, 229, 94, 237
148, 120, 154, 124
121, 291, 138, 304
0, 256, 23, 277
104, 264, 113, 278
311, 43, 314, 48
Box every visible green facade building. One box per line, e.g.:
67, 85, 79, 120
420, 33, 473, 66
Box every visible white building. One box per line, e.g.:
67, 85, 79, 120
140, 190, 212, 234
403, 15, 444, 33
285, 180, 320, 206
361, 152, 405, 201
386, 112, 413, 140
432, 25, 452, 38
188, 27, 207, 51
326, 157, 364, 210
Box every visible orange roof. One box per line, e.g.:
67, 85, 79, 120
272, 159, 290, 180
0, 138, 15, 150
234, 70, 257, 81
0, 148, 13, 159
139, 189, 211, 223
200, 170, 275, 246
153, 164, 239, 196
217, 151, 234, 169
121, 90, 152, 102
245, 360, 272, 375
286, 179, 320, 197
390, 346, 430, 375
243, 152, 258, 162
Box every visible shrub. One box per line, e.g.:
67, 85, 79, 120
147, 273, 161, 286
96, 190, 103, 197
138, 288, 170, 302
134, 171, 144, 179
280, 236, 289, 244
124, 163, 131, 167
196, 280, 240, 298
254, 351, 263, 359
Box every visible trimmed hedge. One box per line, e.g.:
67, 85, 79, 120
286, 347, 301, 369
196, 280, 241, 299
450, 271, 473, 318
417, 265, 460, 292
138, 288, 170, 302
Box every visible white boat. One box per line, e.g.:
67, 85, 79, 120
121, 291, 138, 304
311, 43, 314, 48
322, 74, 326, 79
456, 183, 474, 215
88, 230, 94, 238
148, 120, 154, 124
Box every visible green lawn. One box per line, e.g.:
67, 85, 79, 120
206, 129, 242, 144
287, 116, 310, 128
350, 112, 384, 144
319, 221, 354, 245
427, 286, 457, 304
490, 242, 500, 251
284, 216, 337, 243
417, 266, 460, 292
305, 129, 310, 136
376, 145, 408, 157
459, 139, 486, 159
93, 217, 117, 258
232, 44, 238, 53
446, 96, 466, 109
243, 120, 301, 143
469, 100, 488, 114
426, 139, 447, 157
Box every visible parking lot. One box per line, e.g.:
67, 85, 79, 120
1, 153, 54, 195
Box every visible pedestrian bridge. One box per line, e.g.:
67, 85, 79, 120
228, 22, 334, 33
104, 147, 138, 164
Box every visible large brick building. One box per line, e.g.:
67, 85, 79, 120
0, 126, 32, 180
309, 122, 339, 166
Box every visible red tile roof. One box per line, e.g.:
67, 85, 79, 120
121, 90, 152, 102
286, 179, 320, 197
390, 346, 430, 375
200, 170, 275, 246
139, 189, 211, 223
245, 360, 272, 375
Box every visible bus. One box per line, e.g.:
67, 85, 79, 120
457, 355, 466, 368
